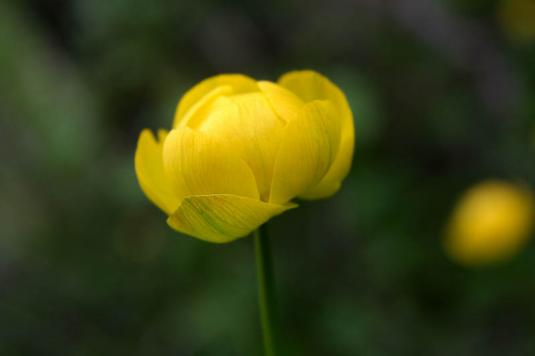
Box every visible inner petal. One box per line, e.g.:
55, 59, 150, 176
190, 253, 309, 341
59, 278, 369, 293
195, 93, 286, 201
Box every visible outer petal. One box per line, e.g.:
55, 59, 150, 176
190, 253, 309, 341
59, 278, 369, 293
135, 129, 180, 215
279, 70, 355, 199
197, 93, 285, 201
162, 127, 260, 199
173, 74, 258, 127
269, 101, 341, 204
167, 194, 296, 243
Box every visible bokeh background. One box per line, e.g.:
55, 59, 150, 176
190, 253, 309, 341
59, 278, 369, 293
2, 0, 535, 355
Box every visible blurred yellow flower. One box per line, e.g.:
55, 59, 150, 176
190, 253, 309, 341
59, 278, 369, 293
445, 180, 534, 266
498, 0, 535, 42
135, 70, 355, 243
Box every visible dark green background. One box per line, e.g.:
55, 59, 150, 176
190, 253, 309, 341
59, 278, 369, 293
2, 0, 535, 355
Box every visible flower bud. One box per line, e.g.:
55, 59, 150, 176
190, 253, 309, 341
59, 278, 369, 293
445, 180, 534, 265
135, 71, 355, 242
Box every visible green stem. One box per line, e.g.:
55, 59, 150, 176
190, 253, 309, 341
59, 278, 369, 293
254, 225, 277, 356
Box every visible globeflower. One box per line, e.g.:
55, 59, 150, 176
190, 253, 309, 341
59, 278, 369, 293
445, 180, 534, 266
499, 0, 535, 42
135, 70, 354, 243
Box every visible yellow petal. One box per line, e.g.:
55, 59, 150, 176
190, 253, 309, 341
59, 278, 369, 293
173, 74, 258, 127
162, 127, 259, 199
196, 93, 285, 201
299, 121, 354, 199
175, 85, 233, 129
279, 70, 355, 199
257, 81, 304, 122
269, 101, 341, 204
167, 194, 296, 243
134, 129, 180, 215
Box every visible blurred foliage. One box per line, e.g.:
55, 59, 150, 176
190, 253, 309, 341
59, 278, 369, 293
2, 0, 535, 355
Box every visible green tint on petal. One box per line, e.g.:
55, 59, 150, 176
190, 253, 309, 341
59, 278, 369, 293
173, 74, 258, 127
269, 101, 341, 204
162, 127, 260, 199
279, 70, 355, 200
197, 93, 285, 201
134, 129, 180, 215
167, 194, 296, 243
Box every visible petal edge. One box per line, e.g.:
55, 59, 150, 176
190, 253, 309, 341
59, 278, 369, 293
135, 129, 180, 215
167, 194, 296, 243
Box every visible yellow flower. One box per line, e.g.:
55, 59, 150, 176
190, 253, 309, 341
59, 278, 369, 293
445, 180, 534, 266
498, 0, 535, 42
135, 70, 355, 243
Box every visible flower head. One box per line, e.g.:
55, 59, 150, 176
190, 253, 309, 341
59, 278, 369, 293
445, 180, 534, 266
135, 70, 354, 243
499, 0, 535, 42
